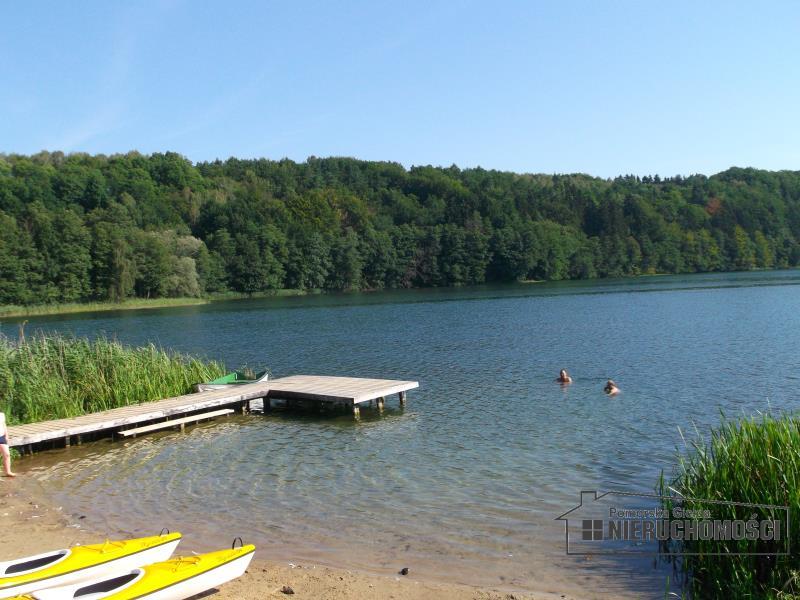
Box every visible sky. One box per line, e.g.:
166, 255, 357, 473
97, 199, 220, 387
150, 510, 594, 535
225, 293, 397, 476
1, 0, 799, 178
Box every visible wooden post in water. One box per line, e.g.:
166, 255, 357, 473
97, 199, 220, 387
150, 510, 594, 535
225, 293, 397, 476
263, 397, 272, 412
352, 405, 361, 419
65, 436, 70, 448
377, 397, 385, 413
399, 391, 407, 406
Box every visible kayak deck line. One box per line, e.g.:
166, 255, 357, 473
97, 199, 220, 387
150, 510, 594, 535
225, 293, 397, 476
8, 375, 419, 450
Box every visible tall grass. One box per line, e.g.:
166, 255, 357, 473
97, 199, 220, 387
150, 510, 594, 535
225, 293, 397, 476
659, 414, 800, 599
0, 332, 225, 424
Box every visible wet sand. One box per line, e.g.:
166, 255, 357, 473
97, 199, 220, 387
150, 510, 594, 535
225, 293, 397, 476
3, 482, 579, 600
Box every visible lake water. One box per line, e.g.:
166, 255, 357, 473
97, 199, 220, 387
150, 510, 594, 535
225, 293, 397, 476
8, 270, 800, 598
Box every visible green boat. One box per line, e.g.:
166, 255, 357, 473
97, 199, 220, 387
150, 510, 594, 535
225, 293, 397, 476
194, 369, 269, 392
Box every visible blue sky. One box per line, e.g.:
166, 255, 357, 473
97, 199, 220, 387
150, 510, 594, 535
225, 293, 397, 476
1, 1, 798, 177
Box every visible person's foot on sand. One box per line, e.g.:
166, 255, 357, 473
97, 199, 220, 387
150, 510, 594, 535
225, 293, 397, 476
4, 472, 16, 477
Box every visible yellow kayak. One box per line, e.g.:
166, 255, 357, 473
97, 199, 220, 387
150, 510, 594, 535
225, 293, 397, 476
20, 543, 255, 600
0, 533, 181, 599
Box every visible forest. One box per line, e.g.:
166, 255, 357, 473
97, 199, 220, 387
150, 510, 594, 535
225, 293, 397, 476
1, 151, 799, 305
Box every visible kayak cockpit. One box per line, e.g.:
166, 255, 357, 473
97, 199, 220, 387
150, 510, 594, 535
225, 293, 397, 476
73, 570, 143, 598
2, 550, 69, 576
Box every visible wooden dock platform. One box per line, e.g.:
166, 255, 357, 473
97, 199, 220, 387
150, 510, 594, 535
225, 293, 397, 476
7, 375, 419, 449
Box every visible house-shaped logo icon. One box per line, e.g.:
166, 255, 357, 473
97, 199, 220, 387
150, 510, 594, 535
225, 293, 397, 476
556, 490, 615, 554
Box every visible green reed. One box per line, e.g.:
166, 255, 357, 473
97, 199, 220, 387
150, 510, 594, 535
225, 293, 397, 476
659, 414, 800, 599
0, 332, 225, 424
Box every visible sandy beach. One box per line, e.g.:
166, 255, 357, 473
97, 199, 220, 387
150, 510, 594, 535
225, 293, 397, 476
3, 483, 578, 600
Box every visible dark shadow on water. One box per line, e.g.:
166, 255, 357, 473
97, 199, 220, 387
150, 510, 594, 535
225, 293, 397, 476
5, 269, 800, 328
260, 405, 406, 427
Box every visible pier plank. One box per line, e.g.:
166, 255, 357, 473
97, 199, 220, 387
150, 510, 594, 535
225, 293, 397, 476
119, 409, 234, 437
7, 375, 419, 447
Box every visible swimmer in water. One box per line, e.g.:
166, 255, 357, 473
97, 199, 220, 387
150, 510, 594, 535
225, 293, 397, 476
604, 379, 620, 395
557, 369, 572, 384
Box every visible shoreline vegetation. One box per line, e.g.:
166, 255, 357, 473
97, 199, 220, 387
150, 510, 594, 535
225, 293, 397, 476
0, 289, 319, 319
659, 414, 800, 599
1, 267, 795, 319
0, 297, 209, 319
0, 332, 224, 425
2, 152, 800, 310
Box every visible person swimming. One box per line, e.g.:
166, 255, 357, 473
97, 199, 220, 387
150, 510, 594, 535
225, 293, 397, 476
557, 369, 572, 384
604, 379, 620, 395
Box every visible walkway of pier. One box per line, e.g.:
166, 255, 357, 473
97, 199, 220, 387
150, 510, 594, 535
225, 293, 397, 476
7, 375, 419, 449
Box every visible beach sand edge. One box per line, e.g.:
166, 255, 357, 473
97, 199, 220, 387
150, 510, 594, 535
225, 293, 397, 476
4, 484, 578, 600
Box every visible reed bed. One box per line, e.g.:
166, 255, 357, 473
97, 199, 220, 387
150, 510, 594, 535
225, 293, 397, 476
0, 333, 225, 424
660, 414, 800, 599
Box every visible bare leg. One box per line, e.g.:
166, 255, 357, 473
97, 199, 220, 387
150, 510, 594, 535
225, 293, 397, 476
1, 445, 16, 477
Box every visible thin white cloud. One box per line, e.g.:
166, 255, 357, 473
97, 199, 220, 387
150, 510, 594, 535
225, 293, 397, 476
52, 103, 126, 152
157, 71, 273, 145
48, 1, 181, 152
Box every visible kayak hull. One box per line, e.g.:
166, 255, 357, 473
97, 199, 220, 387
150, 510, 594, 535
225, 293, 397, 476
132, 547, 254, 600
0, 534, 181, 599
28, 545, 255, 600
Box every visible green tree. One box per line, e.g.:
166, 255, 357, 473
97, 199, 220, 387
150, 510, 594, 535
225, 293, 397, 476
732, 225, 756, 270
52, 209, 91, 301
327, 229, 363, 290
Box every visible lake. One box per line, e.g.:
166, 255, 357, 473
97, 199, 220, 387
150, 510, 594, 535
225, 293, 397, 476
8, 270, 800, 598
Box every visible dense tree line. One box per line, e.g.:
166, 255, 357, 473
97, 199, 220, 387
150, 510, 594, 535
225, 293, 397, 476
1, 151, 799, 305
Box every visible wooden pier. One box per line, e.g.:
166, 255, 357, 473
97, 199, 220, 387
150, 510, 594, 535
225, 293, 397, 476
7, 375, 419, 449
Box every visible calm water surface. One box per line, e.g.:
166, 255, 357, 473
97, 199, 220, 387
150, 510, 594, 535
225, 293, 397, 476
8, 271, 800, 597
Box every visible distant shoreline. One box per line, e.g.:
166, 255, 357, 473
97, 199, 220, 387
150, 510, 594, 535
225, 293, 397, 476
2, 268, 798, 319
0, 290, 318, 319
0, 297, 210, 319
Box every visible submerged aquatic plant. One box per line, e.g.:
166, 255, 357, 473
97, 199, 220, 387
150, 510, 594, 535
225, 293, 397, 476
659, 413, 800, 599
0, 332, 225, 424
